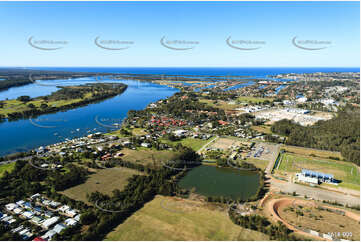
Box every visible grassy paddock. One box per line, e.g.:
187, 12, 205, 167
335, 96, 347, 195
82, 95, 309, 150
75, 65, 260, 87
61, 167, 142, 204
105, 195, 269, 241
282, 145, 343, 160
121, 148, 178, 167
242, 158, 269, 171
0, 163, 15, 178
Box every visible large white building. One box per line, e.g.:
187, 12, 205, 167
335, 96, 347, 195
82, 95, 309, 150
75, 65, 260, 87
296, 173, 319, 184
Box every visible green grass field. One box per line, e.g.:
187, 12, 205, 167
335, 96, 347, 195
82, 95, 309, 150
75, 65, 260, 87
242, 158, 269, 171
277, 153, 360, 190
61, 167, 142, 204
282, 145, 343, 160
0, 163, 15, 178
105, 195, 269, 241
121, 148, 179, 167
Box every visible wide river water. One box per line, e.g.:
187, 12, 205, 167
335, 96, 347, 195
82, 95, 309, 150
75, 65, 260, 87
0, 67, 358, 156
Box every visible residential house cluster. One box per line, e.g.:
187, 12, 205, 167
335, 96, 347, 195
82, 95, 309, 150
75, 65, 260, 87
1, 193, 80, 241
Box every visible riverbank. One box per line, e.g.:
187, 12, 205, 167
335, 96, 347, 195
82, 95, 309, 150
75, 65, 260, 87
0, 83, 127, 121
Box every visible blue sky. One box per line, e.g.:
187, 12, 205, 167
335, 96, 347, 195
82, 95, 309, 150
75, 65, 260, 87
0, 1, 359, 67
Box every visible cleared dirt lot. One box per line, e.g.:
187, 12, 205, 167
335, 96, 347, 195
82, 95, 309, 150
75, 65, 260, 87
208, 137, 241, 151
264, 197, 360, 241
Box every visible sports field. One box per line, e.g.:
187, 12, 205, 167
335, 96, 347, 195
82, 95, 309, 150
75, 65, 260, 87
61, 167, 142, 204
105, 195, 269, 241
276, 153, 360, 190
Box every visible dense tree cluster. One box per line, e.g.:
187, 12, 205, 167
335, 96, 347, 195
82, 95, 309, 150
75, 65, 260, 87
228, 210, 298, 240
271, 105, 360, 165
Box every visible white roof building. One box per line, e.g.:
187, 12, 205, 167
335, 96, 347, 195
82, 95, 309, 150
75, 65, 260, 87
53, 223, 66, 234
141, 142, 151, 148
42, 216, 59, 229
13, 208, 23, 214
22, 211, 34, 219
296, 173, 318, 184
65, 209, 77, 218
42, 230, 57, 240
16, 200, 25, 207
5, 203, 18, 211
174, 129, 187, 136
58, 205, 70, 213
64, 218, 77, 226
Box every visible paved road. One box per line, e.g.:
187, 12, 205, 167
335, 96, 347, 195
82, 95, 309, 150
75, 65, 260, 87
271, 179, 360, 206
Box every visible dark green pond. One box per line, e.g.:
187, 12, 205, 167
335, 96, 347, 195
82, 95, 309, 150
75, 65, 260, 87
178, 165, 261, 200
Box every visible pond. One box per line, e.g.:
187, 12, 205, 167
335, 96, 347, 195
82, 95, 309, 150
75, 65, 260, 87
178, 165, 261, 200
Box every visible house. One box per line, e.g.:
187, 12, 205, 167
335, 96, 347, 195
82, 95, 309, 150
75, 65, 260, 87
42, 200, 51, 206
41, 230, 57, 240
74, 214, 81, 222
31, 216, 44, 225
44, 211, 54, 218
49, 201, 61, 208
18, 228, 29, 236
13, 207, 23, 214
64, 209, 77, 218
33, 237, 46, 241
53, 223, 66, 234
64, 218, 77, 226
58, 205, 70, 213
34, 206, 42, 214
42, 217, 59, 229
24, 202, 32, 209
101, 154, 112, 161
5, 203, 18, 211
114, 152, 124, 158
22, 211, 34, 219
141, 142, 151, 148
30, 193, 40, 200
16, 200, 25, 207
173, 129, 187, 137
